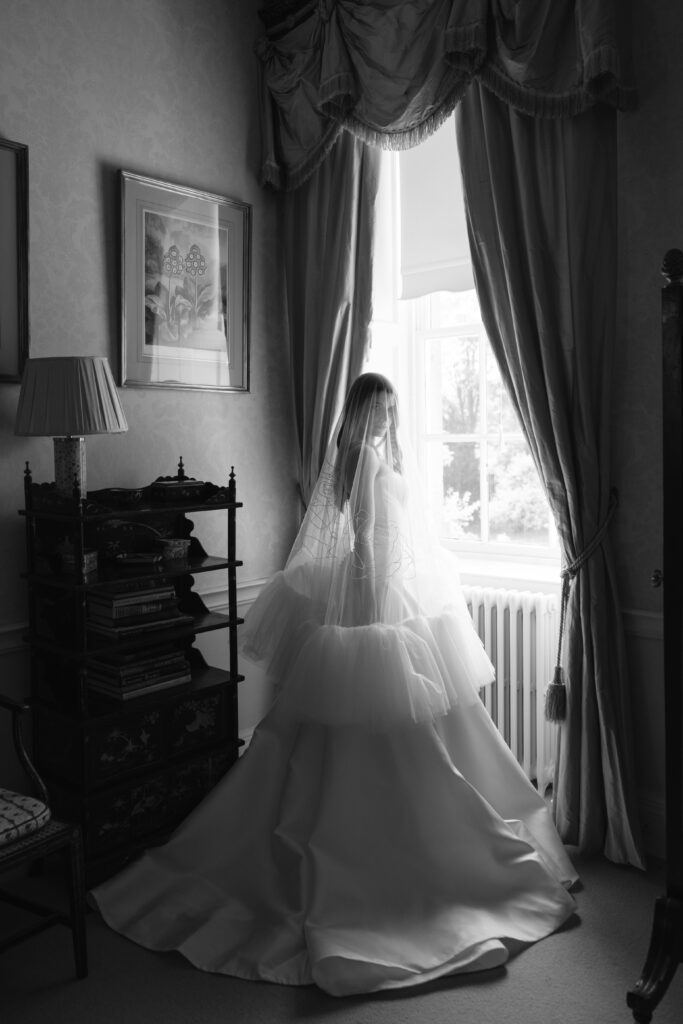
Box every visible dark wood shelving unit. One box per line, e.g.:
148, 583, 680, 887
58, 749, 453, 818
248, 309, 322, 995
19, 462, 244, 885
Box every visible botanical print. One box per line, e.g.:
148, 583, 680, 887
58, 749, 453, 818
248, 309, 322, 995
144, 210, 229, 354
121, 170, 249, 391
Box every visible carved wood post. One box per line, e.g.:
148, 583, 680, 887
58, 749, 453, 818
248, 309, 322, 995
627, 249, 683, 1021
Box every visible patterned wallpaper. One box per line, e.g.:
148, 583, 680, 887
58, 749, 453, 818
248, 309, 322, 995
0, 0, 300, 626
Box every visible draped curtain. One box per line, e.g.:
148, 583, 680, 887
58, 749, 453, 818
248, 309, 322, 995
256, 0, 635, 190
255, 0, 643, 866
282, 130, 380, 507
455, 86, 643, 865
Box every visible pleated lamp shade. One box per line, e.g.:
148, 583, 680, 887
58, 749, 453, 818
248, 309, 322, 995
15, 356, 128, 497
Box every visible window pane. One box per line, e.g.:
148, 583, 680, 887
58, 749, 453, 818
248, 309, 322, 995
487, 439, 551, 544
426, 335, 480, 434
439, 441, 481, 540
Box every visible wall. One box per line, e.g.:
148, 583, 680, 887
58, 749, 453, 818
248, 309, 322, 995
613, 0, 683, 855
0, 0, 299, 770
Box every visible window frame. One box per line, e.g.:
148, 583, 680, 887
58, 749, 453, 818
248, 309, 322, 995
366, 298, 561, 591
366, 151, 560, 590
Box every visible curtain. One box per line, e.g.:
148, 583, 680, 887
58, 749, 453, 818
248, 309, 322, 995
282, 130, 380, 505
256, 0, 635, 191
255, 0, 643, 867
455, 84, 643, 867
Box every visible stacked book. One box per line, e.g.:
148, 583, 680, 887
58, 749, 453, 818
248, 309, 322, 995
87, 647, 192, 701
86, 579, 194, 700
86, 579, 193, 641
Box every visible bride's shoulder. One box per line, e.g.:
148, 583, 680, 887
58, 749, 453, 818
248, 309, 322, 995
343, 441, 381, 494
347, 441, 380, 471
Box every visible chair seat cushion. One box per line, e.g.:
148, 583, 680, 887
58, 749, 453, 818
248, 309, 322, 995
0, 788, 51, 846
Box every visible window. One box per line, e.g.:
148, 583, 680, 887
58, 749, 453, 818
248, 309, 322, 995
366, 147, 560, 584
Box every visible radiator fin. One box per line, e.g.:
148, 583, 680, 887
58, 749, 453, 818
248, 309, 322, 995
462, 586, 559, 794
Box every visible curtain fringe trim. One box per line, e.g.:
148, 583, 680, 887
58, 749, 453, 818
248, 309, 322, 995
261, 58, 634, 190
339, 87, 472, 153
479, 60, 633, 119
261, 85, 471, 190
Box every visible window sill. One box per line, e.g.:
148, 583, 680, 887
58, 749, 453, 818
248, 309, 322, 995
452, 550, 562, 595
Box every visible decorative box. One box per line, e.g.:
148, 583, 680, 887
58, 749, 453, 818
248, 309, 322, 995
156, 538, 191, 562
150, 479, 205, 503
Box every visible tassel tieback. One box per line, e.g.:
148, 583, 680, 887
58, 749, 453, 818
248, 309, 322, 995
544, 489, 619, 723
545, 665, 567, 723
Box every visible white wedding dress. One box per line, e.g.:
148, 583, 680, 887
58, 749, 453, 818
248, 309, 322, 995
91, 377, 578, 997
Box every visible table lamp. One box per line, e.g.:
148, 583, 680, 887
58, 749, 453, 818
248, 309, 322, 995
14, 356, 128, 498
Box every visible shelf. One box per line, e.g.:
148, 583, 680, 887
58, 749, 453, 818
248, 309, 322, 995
35, 663, 245, 720
19, 484, 242, 521
20, 462, 243, 879
23, 554, 243, 591
192, 610, 244, 634
26, 611, 244, 660
19, 500, 243, 521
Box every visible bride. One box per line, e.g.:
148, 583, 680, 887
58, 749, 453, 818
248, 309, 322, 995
91, 372, 578, 997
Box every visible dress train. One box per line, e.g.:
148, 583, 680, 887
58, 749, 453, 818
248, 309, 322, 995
92, 694, 577, 997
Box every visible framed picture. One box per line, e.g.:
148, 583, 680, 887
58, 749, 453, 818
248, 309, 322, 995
0, 138, 29, 383
120, 171, 250, 392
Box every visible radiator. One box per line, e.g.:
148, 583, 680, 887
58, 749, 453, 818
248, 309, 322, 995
462, 586, 559, 795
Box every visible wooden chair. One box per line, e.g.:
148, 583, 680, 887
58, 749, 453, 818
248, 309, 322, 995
0, 693, 88, 978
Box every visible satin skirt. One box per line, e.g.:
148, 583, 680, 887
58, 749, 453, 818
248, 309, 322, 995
91, 694, 577, 997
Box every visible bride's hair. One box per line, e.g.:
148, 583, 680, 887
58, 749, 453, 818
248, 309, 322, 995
333, 373, 403, 509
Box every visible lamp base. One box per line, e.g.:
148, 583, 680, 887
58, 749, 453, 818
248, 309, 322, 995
54, 436, 86, 498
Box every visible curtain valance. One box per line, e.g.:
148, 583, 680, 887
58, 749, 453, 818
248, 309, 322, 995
256, 0, 636, 190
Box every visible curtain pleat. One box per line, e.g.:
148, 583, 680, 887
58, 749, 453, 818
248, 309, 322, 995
282, 130, 381, 507
455, 83, 643, 867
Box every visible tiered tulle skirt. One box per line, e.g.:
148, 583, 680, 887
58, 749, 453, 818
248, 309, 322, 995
240, 567, 498, 730
91, 568, 578, 997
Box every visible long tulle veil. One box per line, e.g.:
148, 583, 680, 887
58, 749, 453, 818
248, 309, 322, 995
242, 373, 494, 729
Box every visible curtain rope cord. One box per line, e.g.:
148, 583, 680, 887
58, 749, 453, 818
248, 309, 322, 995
554, 487, 619, 670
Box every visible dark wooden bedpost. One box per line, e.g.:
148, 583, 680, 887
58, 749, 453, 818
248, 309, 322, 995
627, 249, 683, 1022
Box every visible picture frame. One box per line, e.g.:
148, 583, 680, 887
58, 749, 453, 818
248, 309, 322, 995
0, 138, 29, 383
120, 171, 250, 392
